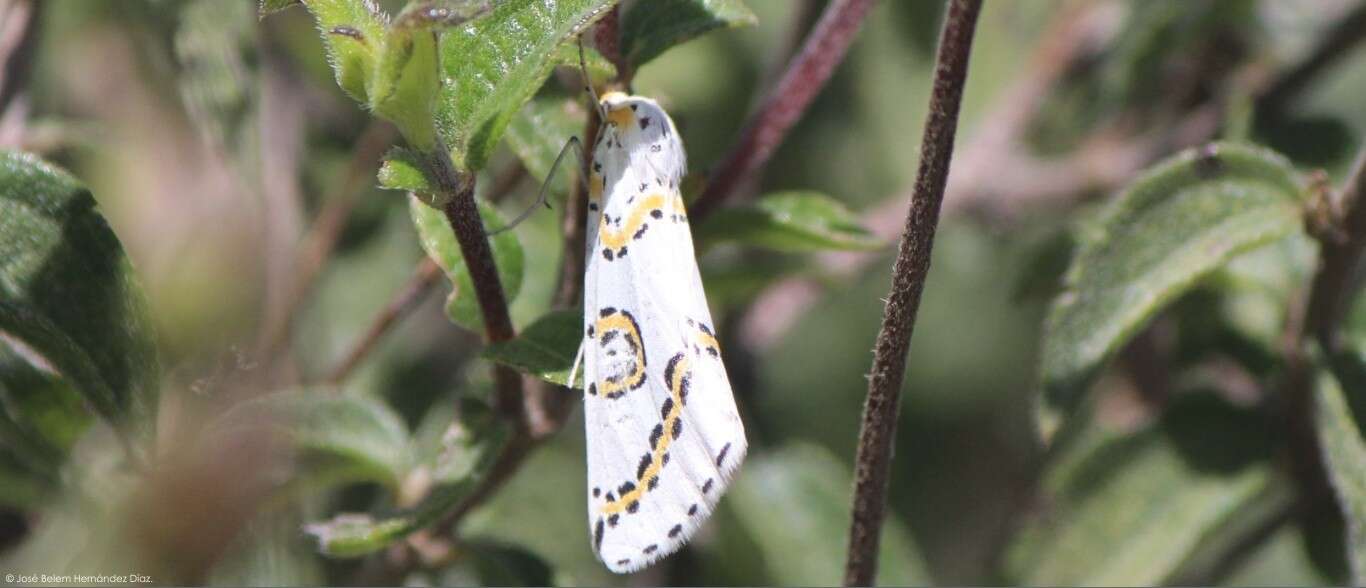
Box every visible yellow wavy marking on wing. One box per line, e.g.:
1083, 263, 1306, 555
598, 193, 668, 251
695, 328, 719, 355
595, 312, 646, 396
600, 355, 689, 515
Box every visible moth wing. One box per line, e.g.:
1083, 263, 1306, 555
581, 101, 746, 573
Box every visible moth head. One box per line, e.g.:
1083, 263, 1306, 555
598, 92, 674, 144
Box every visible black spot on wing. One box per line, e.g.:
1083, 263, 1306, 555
668, 524, 683, 538
671, 418, 683, 439
660, 398, 674, 419
608, 513, 620, 527
688, 503, 699, 516
650, 209, 663, 219
702, 478, 714, 494
643, 544, 658, 554
594, 519, 604, 551
639, 116, 651, 130
637, 454, 652, 479
618, 481, 636, 495
716, 442, 732, 468
592, 486, 601, 498
626, 500, 640, 514
649, 424, 663, 449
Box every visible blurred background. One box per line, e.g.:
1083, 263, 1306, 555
3, 0, 1366, 585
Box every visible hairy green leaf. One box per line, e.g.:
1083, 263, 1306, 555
0, 152, 159, 442
621, 0, 756, 67
1316, 354, 1366, 584
288, 0, 388, 102
368, 17, 441, 149
482, 310, 581, 386
436, 0, 617, 171
377, 147, 433, 194
695, 191, 882, 252
306, 415, 511, 557
724, 442, 930, 585
407, 195, 525, 331
1008, 393, 1277, 585
505, 97, 586, 202
1039, 142, 1306, 441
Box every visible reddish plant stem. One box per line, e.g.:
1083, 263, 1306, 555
323, 258, 443, 386
843, 1, 982, 585
427, 146, 523, 422
257, 120, 397, 358
689, 0, 875, 221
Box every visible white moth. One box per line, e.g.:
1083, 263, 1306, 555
572, 91, 748, 573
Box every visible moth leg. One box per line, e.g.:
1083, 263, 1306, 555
567, 335, 587, 391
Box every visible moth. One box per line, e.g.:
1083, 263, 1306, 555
569, 90, 748, 573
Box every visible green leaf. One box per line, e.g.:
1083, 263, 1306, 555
368, 16, 441, 150
436, 0, 617, 171
504, 97, 586, 202
1316, 355, 1366, 584
1007, 392, 1277, 585
0, 152, 159, 442
408, 195, 525, 331
482, 310, 581, 386
218, 389, 412, 490
723, 442, 930, 585
306, 413, 511, 557
694, 191, 883, 252
290, 0, 388, 102
620, 0, 757, 67
1038, 142, 1306, 441
0, 345, 91, 501
377, 147, 434, 194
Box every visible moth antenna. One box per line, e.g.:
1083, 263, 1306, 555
487, 136, 586, 235
578, 35, 605, 119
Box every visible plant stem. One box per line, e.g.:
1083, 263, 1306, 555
843, 1, 982, 585
323, 258, 443, 386
1275, 149, 1366, 584
1306, 152, 1366, 352
257, 121, 397, 359
689, 0, 875, 221
426, 146, 523, 422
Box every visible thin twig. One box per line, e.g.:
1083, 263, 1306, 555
322, 258, 443, 385
844, 1, 981, 585
1256, 2, 1366, 116
690, 0, 875, 221
256, 121, 397, 358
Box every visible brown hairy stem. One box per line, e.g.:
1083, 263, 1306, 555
844, 1, 982, 584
